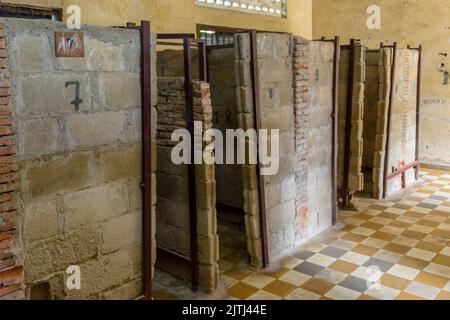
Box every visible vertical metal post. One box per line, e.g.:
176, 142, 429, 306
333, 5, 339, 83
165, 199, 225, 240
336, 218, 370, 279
331, 36, 340, 224
383, 42, 398, 198
140, 20, 152, 301
415, 45, 422, 180
342, 39, 356, 208
249, 29, 269, 267
183, 38, 199, 292
198, 41, 208, 82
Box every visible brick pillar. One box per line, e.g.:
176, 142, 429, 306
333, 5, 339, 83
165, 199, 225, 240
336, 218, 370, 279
348, 44, 366, 192
0, 22, 24, 300
373, 48, 393, 199
293, 37, 310, 241
193, 81, 219, 293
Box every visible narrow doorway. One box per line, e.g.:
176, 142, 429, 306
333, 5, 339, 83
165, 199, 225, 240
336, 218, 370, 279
207, 43, 249, 276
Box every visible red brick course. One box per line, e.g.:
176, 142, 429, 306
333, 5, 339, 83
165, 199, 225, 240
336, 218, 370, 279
0, 22, 23, 300
293, 37, 310, 240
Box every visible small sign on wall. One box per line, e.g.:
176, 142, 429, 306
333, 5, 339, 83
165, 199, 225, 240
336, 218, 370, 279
55, 31, 85, 57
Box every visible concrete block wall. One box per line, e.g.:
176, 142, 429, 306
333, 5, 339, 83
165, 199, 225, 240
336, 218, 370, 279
156, 77, 219, 293
2, 18, 157, 300
338, 44, 365, 193
306, 41, 335, 236
234, 33, 336, 264
208, 47, 244, 210
385, 49, 419, 195
257, 33, 296, 261
156, 49, 199, 79
0, 21, 24, 300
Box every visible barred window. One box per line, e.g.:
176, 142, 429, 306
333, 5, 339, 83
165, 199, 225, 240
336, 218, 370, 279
197, 25, 248, 45
195, 0, 287, 18
0, 4, 62, 20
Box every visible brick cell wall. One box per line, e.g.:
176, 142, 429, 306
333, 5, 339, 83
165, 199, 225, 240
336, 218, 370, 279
373, 48, 393, 199
156, 77, 219, 293
234, 33, 336, 263
0, 21, 24, 300
338, 45, 365, 193
386, 49, 419, 196
306, 41, 334, 235
257, 33, 296, 261
293, 37, 310, 241
3, 18, 157, 300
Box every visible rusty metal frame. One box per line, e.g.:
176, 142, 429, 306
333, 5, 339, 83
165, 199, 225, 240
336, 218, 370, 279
382, 42, 398, 198
414, 45, 422, 180
331, 37, 340, 224
155, 33, 206, 292
341, 39, 357, 208
387, 161, 420, 180
139, 20, 153, 301
382, 44, 422, 195
248, 29, 269, 267
157, 33, 196, 40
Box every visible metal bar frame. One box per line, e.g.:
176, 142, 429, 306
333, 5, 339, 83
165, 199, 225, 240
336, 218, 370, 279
184, 37, 207, 292
152, 33, 207, 292
140, 20, 153, 301
157, 247, 192, 266
249, 29, 269, 267
382, 42, 398, 198
157, 33, 196, 40
206, 44, 235, 50
183, 37, 199, 292
415, 45, 422, 180
387, 161, 420, 180
341, 39, 356, 208
383, 44, 422, 190
331, 36, 340, 224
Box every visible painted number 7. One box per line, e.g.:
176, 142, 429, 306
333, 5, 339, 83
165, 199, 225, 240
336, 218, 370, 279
65, 81, 83, 112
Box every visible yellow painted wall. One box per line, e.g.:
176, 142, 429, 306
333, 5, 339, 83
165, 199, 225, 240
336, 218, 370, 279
4, 0, 312, 38
313, 0, 450, 167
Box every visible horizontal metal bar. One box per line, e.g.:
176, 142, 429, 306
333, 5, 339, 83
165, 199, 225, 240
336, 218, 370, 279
206, 44, 234, 50
387, 161, 420, 180
157, 246, 192, 266
156, 42, 205, 49
157, 33, 195, 40
187, 38, 206, 45
156, 41, 184, 46
216, 202, 245, 215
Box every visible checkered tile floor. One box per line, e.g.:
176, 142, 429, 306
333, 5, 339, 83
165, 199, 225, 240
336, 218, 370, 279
154, 169, 450, 300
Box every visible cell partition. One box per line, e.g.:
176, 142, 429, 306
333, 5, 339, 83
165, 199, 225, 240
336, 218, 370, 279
380, 44, 421, 198
337, 39, 366, 207
154, 30, 339, 294
337, 41, 421, 202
